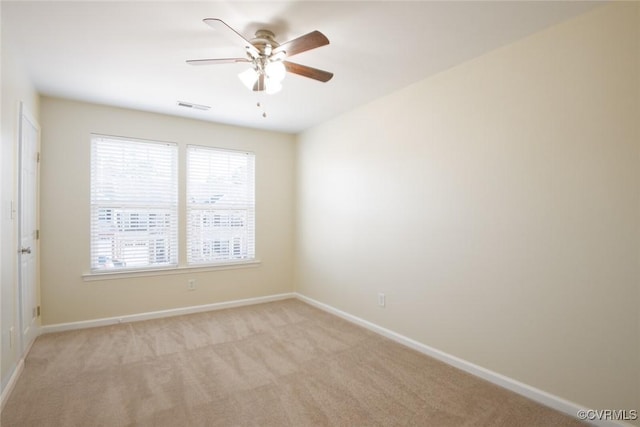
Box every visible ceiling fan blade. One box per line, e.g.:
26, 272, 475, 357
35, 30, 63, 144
203, 18, 260, 57
284, 61, 333, 82
253, 73, 265, 91
273, 30, 329, 58
186, 58, 250, 66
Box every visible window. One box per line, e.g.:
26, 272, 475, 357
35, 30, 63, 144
90, 135, 178, 271
187, 145, 255, 265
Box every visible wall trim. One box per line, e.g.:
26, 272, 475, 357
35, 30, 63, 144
82, 259, 262, 282
294, 293, 632, 427
0, 334, 37, 413
41, 292, 295, 334
0, 359, 24, 413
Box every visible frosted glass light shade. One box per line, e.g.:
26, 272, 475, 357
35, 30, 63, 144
265, 61, 286, 82
265, 79, 282, 94
238, 68, 258, 90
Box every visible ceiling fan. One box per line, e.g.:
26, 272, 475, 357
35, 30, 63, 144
187, 19, 333, 94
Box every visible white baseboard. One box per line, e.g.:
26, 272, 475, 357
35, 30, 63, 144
0, 358, 24, 413
0, 327, 40, 413
295, 293, 632, 427
41, 293, 295, 334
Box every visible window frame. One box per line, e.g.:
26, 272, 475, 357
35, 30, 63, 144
186, 144, 256, 266
89, 134, 179, 273
86, 136, 259, 280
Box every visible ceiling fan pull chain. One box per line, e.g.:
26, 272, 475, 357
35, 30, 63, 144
256, 100, 267, 118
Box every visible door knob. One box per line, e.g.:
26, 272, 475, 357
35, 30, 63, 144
20, 247, 31, 254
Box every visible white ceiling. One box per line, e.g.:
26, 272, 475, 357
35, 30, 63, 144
2, 1, 600, 134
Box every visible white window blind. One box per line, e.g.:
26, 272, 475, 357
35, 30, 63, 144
90, 135, 178, 271
187, 145, 255, 265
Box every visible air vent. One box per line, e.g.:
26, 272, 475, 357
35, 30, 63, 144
177, 101, 211, 111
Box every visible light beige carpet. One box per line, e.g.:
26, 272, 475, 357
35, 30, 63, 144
2, 299, 584, 427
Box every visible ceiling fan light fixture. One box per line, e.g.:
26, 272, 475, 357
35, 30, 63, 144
265, 61, 286, 83
238, 68, 258, 90
265, 79, 283, 95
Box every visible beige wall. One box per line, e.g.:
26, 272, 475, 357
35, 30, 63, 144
39, 97, 295, 325
296, 2, 639, 415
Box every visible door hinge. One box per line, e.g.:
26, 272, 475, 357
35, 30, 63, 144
36, 229, 40, 240
37, 306, 41, 317
37, 152, 41, 163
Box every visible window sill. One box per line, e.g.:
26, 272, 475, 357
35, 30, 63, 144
82, 260, 261, 282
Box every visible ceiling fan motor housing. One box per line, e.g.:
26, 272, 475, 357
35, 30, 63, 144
250, 29, 280, 55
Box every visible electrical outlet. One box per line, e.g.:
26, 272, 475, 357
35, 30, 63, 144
188, 279, 196, 291
378, 293, 385, 308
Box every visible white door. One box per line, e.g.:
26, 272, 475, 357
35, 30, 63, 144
18, 102, 40, 352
